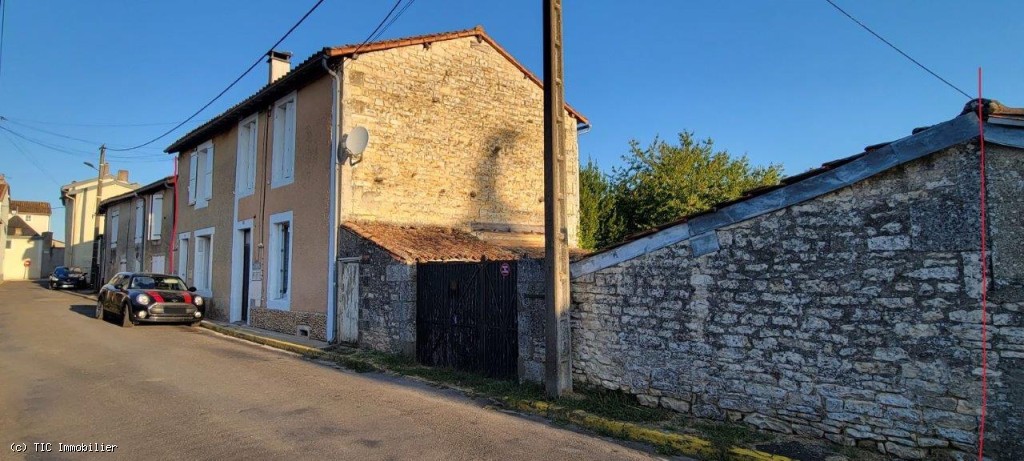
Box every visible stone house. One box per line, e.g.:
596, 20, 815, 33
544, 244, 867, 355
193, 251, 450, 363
96, 177, 175, 284
2, 200, 56, 279
568, 100, 1024, 459
164, 27, 587, 344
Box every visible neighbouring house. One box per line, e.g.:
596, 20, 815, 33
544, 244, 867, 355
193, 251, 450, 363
568, 100, 1024, 459
0, 175, 9, 281
97, 177, 175, 285
164, 27, 587, 353
2, 200, 56, 279
60, 167, 139, 279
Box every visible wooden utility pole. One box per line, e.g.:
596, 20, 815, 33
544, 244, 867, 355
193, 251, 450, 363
543, 0, 572, 397
89, 144, 106, 289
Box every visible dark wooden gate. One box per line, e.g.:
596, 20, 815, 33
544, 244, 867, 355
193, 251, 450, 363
416, 260, 518, 380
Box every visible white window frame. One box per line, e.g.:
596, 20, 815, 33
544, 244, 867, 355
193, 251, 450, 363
192, 227, 214, 296
133, 198, 145, 244
149, 192, 163, 241
266, 211, 293, 310
236, 114, 258, 197
192, 141, 214, 209
109, 209, 120, 248
177, 233, 190, 278
271, 92, 296, 188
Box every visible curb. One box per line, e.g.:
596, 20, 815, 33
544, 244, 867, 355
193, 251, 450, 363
200, 321, 793, 461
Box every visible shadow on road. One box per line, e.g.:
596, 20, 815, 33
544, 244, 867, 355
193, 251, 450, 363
69, 304, 96, 318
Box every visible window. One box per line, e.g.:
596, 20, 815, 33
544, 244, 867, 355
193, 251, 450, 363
133, 199, 144, 244
25, 215, 31, 221
189, 141, 214, 207
109, 209, 120, 248
193, 228, 214, 294
4, 241, 10, 249
236, 116, 258, 196
149, 192, 163, 241
177, 234, 190, 278
267, 211, 293, 310
271, 93, 296, 188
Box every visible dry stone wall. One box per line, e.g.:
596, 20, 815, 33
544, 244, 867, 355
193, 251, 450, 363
571, 142, 1024, 460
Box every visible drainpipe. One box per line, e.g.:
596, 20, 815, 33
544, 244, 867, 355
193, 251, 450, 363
322, 55, 342, 343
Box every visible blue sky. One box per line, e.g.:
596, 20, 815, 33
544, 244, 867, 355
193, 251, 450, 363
2, 0, 1023, 241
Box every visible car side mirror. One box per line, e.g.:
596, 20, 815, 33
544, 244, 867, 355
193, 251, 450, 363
188, 286, 197, 292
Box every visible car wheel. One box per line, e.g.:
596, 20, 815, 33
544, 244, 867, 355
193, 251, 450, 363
95, 301, 104, 320
121, 303, 134, 328
49, 283, 55, 290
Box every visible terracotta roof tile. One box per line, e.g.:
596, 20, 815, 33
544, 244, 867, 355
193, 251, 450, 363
10, 200, 51, 215
343, 221, 519, 263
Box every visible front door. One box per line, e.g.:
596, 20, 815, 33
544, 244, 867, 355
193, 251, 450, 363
337, 262, 359, 343
241, 230, 251, 323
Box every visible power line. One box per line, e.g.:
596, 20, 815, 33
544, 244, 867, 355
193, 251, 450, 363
0, 0, 6, 87
2, 116, 178, 128
107, 0, 328, 152
373, 0, 418, 45
1, 130, 63, 187
0, 117, 165, 153
0, 124, 164, 161
823, 0, 971, 99
352, 0, 405, 55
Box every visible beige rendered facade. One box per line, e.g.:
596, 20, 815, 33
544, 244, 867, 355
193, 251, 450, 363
60, 171, 139, 273
167, 27, 586, 342
97, 177, 176, 284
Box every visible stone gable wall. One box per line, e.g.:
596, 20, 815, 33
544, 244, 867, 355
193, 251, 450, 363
570, 142, 1024, 459
341, 36, 580, 245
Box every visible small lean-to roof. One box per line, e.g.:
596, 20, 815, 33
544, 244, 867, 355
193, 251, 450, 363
343, 221, 520, 263
98, 176, 174, 213
166, 26, 588, 154
10, 200, 52, 215
571, 99, 1024, 278
6, 215, 40, 237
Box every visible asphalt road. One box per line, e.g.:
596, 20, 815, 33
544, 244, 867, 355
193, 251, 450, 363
0, 280, 658, 461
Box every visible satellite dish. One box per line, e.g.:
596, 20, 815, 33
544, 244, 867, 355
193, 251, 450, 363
345, 126, 369, 155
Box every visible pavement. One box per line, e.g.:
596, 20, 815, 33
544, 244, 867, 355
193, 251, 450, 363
0, 280, 661, 461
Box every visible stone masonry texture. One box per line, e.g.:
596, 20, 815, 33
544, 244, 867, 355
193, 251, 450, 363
341, 36, 581, 245
570, 142, 1024, 460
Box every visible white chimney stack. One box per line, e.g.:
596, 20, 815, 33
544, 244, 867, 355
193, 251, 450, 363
268, 50, 292, 83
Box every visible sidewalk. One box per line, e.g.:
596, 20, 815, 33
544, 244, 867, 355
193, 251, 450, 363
199, 320, 330, 355
197, 320, 807, 461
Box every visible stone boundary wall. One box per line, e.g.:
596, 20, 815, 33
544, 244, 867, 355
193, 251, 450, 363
570, 143, 1024, 459
338, 227, 417, 356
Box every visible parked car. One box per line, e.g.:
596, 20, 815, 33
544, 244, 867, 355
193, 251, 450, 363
49, 266, 87, 290
96, 272, 206, 328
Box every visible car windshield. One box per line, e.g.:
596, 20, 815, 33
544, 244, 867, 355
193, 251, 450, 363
130, 276, 188, 291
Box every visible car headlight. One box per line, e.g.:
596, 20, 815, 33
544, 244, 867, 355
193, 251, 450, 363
193, 296, 204, 306
136, 294, 152, 305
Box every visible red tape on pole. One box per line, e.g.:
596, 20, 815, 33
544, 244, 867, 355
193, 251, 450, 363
976, 67, 988, 461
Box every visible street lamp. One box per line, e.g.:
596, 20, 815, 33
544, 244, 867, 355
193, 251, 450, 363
83, 161, 97, 171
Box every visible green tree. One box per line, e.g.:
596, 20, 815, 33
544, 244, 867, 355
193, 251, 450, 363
577, 158, 616, 250
609, 131, 782, 241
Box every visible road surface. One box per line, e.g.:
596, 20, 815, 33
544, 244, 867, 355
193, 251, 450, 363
0, 280, 658, 460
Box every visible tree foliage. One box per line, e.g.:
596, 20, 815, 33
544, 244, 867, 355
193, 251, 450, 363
577, 131, 782, 250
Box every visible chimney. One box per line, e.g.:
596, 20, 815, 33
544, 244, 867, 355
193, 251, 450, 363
117, 170, 129, 182
268, 50, 292, 83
